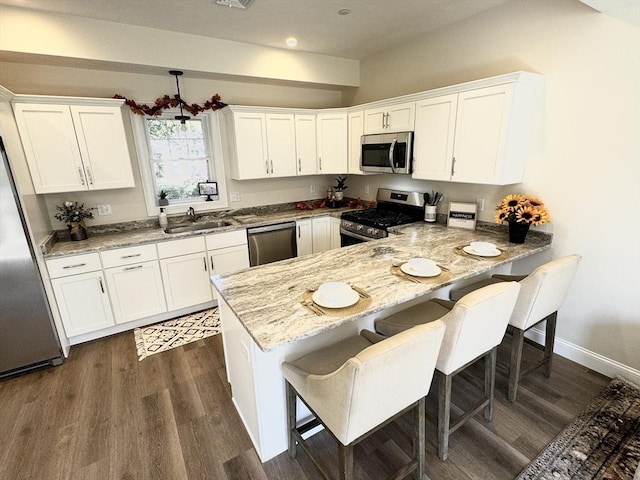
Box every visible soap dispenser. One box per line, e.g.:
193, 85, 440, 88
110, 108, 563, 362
158, 208, 168, 229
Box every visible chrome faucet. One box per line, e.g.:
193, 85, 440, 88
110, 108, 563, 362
186, 206, 197, 222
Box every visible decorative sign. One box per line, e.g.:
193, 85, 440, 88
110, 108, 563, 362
198, 182, 219, 201
447, 202, 477, 230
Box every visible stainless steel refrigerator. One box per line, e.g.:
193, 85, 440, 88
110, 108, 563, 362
0, 136, 63, 378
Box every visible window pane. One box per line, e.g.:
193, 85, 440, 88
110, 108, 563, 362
145, 117, 212, 201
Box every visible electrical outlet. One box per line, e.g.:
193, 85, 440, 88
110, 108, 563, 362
477, 198, 485, 211
230, 192, 241, 202
365, 184, 370, 195
309, 184, 316, 194
97, 204, 112, 215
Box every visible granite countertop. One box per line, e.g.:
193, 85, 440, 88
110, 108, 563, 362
42, 205, 353, 258
211, 223, 552, 352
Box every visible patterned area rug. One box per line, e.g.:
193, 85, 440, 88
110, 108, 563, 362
134, 308, 220, 361
518, 376, 640, 479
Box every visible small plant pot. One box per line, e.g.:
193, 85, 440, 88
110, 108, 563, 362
334, 191, 344, 201
68, 222, 88, 241
159, 198, 169, 206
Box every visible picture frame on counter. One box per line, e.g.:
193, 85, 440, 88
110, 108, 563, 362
447, 202, 477, 230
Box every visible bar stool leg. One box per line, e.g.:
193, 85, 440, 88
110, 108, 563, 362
508, 328, 525, 402
484, 347, 497, 421
286, 382, 298, 459
415, 398, 426, 480
543, 312, 558, 378
438, 372, 453, 461
338, 444, 354, 480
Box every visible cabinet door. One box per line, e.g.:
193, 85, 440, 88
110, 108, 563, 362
311, 216, 331, 253
412, 94, 458, 181
232, 112, 269, 179
364, 102, 415, 134
70, 105, 135, 190
330, 217, 342, 250
104, 261, 166, 324
296, 219, 313, 257
347, 111, 364, 174
210, 245, 250, 300
316, 113, 347, 174
13, 103, 87, 193
51, 271, 114, 337
452, 84, 514, 184
160, 252, 212, 311
294, 114, 317, 175
265, 113, 297, 177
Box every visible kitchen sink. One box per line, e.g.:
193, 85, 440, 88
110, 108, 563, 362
164, 220, 233, 234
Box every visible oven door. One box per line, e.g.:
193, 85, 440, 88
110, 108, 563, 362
340, 228, 374, 247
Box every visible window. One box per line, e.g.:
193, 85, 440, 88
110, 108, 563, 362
132, 110, 228, 216
146, 117, 210, 202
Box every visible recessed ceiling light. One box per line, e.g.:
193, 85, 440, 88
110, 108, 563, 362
337, 8, 351, 16
286, 37, 298, 47
215, 0, 254, 9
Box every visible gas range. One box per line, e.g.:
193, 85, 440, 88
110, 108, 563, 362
340, 188, 424, 243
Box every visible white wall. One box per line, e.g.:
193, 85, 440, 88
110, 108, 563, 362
351, 0, 640, 376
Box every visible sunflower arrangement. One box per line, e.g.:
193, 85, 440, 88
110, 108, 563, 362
494, 194, 550, 226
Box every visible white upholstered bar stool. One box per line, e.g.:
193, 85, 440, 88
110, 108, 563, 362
375, 282, 520, 461
449, 254, 582, 402
282, 321, 446, 480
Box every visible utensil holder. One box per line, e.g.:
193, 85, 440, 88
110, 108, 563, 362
424, 205, 437, 222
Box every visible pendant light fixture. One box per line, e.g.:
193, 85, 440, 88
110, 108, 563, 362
169, 70, 190, 130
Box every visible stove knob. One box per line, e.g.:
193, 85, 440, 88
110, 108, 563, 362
371, 228, 379, 236
356, 225, 363, 231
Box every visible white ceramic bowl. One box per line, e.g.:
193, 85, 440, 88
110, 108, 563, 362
407, 257, 437, 273
318, 281, 352, 299
470, 242, 497, 254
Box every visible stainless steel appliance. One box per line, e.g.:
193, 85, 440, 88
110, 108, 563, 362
247, 221, 297, 266
360, 131, 413, 174
340, 188, 424, 246
1, 137, 63, 379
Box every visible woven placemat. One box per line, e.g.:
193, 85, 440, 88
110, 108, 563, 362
390, 265, 452, 284
301, 288, 372, 316
454, 245, 507, 261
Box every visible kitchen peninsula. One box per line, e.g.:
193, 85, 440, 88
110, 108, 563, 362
211, 222, 551, 462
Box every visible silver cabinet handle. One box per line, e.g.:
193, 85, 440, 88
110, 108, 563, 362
210, 255, 214, 271
381, 113, 385, 129
99, 278, 105, 293
318, 157, 322, 171
451, 156, 456, 177
63, 263, 86, 269
123, 265, 143, 271
270, 160, 274, 174
297, 226, 301, 238
85, 167, 93, 185
77, 167, 85, 185
203, 257, 207, 271
265, 160, 269, 174
298, 158, 301, 171
121, 253, 141, 259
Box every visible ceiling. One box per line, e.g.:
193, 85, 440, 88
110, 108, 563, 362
0, 0, 514, 60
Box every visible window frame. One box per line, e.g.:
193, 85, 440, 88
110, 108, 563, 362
131, 109, 229, 216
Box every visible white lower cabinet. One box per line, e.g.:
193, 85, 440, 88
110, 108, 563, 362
158, 237, 212, 311
296, 219, 313, 256
47, 253, 115, 337
330, 217, 342, 249
296, 217, 335, 255
104, 261, 166, 324
311, 216, 331, 253
206, 230, 250, 300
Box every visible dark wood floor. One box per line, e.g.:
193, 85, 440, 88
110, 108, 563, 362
0, 329, 609, 480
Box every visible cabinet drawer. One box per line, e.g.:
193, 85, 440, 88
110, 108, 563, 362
100, 244, 158, 268
206, 229, 247, 250
157, 236, 206, 259
46, 253, 102, 278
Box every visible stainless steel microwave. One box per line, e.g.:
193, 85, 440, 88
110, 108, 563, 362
360, 131, 413, 174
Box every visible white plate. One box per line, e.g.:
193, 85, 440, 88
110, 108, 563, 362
400, 263, 442, 278
312, 288, 360, 308
463, 245, 501, 257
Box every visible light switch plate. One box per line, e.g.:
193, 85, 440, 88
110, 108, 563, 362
230, 192, 241, 202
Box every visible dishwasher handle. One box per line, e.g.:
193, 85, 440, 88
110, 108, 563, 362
247, 221, 296, 235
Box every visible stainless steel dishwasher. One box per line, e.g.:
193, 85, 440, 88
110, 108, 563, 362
247, 221, 297, 266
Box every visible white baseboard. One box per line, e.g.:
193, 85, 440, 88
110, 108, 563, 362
527, 327, 640, 386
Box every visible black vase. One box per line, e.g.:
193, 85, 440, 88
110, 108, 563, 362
68, 222, 88, 241
508, 221, 530, 244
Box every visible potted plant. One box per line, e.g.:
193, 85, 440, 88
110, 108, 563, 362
159, 190, 169, 206
54, 201, 96, 241
494, 194, 550, 243
333, 176, 348, 201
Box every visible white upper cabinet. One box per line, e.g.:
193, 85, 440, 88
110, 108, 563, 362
13, 99, 134, 194
412, 73, 543, 185
265, 113, 297, 178
294, 114, 317, 175
363, 101, 415, 134
347, 111, 365, 175
316, 112, 348, 174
